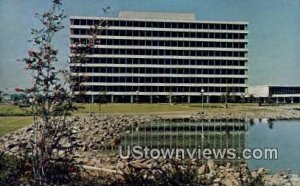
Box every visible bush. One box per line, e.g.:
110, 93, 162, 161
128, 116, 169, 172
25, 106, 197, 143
0, 152, 29, 184
114, 160, 202, 186
0, 152, 88, 185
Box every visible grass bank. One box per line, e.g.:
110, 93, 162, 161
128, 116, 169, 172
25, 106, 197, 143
0, 117, 32, 137
76, 103, 206, 114
0, 103, 286, 116
75, 103, 271, 115
0, 104, 31, 116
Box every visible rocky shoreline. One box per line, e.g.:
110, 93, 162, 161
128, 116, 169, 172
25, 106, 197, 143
1, 114, 300, 185
117, 158, 300, 186
0, 115, 153, 166
159, 105, 300, 121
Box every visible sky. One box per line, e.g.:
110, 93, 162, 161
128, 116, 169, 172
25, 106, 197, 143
0, 0, 300, 92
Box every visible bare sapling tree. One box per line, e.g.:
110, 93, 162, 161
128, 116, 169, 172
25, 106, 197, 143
15, 0, 96, 184
11, 0, 111, 183
16, 0, 76, 183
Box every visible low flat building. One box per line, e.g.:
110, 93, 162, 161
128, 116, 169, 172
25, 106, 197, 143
247, 85, 300, 103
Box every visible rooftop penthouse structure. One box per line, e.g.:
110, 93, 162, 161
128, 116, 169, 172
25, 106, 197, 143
69, 11, 248, 103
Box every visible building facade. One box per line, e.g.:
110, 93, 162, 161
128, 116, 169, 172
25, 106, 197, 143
247, 85, 300, 103
69, 11, 248, 103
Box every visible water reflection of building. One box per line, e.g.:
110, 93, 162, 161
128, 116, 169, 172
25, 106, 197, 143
121, 120, 248, 163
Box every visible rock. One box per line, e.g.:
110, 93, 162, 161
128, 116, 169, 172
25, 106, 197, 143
5, 143, 17, 149
58, 150, 65, 156
226, 162, 231, 168
219, 165, 225, 170
25, 127, 33, 133
233, 172, 240, 178
225, 168, 234, 172
222, 178, 234, 186
62, 142, 71, 148
82, 143, 88, 151
267, 175, 286, 186
129, 162, 147, 169
206, 173, 215, 180
213, 178, 221, 183
281, 174, 288, 179
207, 159, 216, 172
227, 173, 240, 186
198, 164, 207, 175
290, 174, 300, 185
52, 149, 58, 154
257, 167, 267, 175
251, 171, 258, 178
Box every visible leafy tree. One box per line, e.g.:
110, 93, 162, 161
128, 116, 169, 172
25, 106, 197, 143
248, 94, 255, 103
0, 90, 3, 102
94, 91, 108, 111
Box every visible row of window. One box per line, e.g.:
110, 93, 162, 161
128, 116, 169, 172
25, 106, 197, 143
70, 28, 247, 39
72, 48, 247, 57
74, 85, 245, 93
70, 38, 247, 48
71, 58, 246, 66
270, 87, 300, 95
71, 67, 246, 75
73, 76, 246, 84
70, 19, 247, 30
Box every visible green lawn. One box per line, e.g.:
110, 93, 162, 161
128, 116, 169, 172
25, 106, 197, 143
76, 103, 205, 114
0, 104, 31, 116
75, 103, 270, 114
0, 102, 285, 116
0, 117, 32, 137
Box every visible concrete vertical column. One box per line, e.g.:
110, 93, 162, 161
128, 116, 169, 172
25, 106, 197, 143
169, 95, 172, 104
130, 95, 134, 103
291, 98, 294, 104
206, 96, 210, 103
187, 95, 191, 103
276, 97, 279, 104
111, 95, 114, 103
150, 95, 153, 103
283, 97, 286, 104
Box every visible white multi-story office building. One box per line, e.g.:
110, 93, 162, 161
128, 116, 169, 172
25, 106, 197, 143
69, 11, 248, 103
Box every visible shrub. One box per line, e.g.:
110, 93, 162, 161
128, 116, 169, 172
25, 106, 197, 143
0, 152, 29, 184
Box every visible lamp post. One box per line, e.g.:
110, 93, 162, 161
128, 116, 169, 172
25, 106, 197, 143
201, 88, 204, 110
241, 93, 245, 115
87, 91, 92, 115
135, 90, 139, 103
168, 91, 173, 105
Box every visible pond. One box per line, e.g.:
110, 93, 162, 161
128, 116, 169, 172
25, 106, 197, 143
120, 119, 300, 174
248, 119, 300, 174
